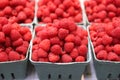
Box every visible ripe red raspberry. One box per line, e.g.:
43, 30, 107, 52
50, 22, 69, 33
43, 17, 52, 23
13, 38, 23, 47
17, 11, 27, 21
32, 44, 39, 51
64, 42, 74, 53
32, 50, 38, 61
107, 52, 119, 61
95, 45, 104, 54
50, 13, 57, 20
48, 53, 60, 62
0, 0, 9, 9
33, 37, 41, 45
5, 37, 11, 47
10, 30, 22, 41
47, 1, 56, 12
20, 54, 25, 60
102, 35, 113, 45
113, 44, 120, 55
111, 27, 120, 39
74, 13, 82, 22
15, 6, 24, 12
23, 32, 32, 41
105, 45, 113, 52
62, 54, 73, 63
16, 46, 28, 55
97, 10, 107, 20
78, 45, 88, 57
38, 48, 48, 58
47, 27, 58, 38
39, 39, 51, 51
4, 6, 12, 15
97, 50, 108, 60
51, 45, 62, 55
2, 24, 12, 35
70, 48, 79, 59
9, 51, 21, 61
63, 0, 73, 8
55, 8, 63, 17
0, 32, 5, 43
0, 17, 8, 26
107, 4, 117, 12
74, 36, 81, 46
68, 20, 77, 32
0, 52, 8, 62
54, 0, 62, 6
19, 27, 30, 35
75, 56, 85, 62
65, 34, 75, 42
67, 7, 75, 16
108, 12, 116, 18
50, 37, 60, 45
58, 28, 69, 40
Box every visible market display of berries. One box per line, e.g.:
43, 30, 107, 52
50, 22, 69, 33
0, 0, 35, 24
37, 0, 82, 23
89, 18, 120, 61
0, 23, 32, 62
85, 0, 120, 23
32, 19, 88, 63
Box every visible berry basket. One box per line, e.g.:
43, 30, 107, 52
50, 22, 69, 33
36, 0, 85, 25
87, 25, 120, 80
0, 24, 33, 80
29, 24, 91, 80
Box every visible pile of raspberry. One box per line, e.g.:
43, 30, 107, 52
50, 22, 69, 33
0, 23, 32, 62
85, 0, 120, 23
0, 0, 35, 24
89, 18, 120, 61
37, 0, 82, 23
32, 19, 88, 63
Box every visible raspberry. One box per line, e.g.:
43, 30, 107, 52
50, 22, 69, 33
63, 12, 69, 18
16, 46, 28, 55
13, 38, 23, 47
62, 54, 72, 63
50, 13, 57, 20
41, 6, 50, 17
107, 52, 119, 61
51, 45, 62, 55
39, 58, 48, 62
105, 45, 113, 52
0, 17, 8, 26
115, 0, 120, 7
74, 13, 82, 22
113, 44, 120, 55
108, 12, 116, 18
43, 17, 52, 23
15, 6, 24, 12
32, 50, 38, 61
65, 34, 75, 42
2, 24, 12, 35
3, 6, 12, 15
47, 27, 58, 38
75, 56, 85, 62
70, 48, 79, 59
97, 50, 108, 60
33, 37, 41, 45
67, 7, 75, 16
58, 28, 69, 40
23, 32, 32, 41
5, 37, 11, 47
24, 8, 33, 17
97, 10, 107, 20
78, 45, 88, 57
111, 27, 120, 39
39, 39, 51, 51
17, 11, 27, 21
20, 54, 25, 60
32, 44, 39, 51
9, 51, 21, 61
81, 37, 88, 45
0, 32, 5, 43
47, 1, 56, 12
50, 37, 60, 45
68, 20, 77, 32
54, 0, 62, 6
107, 4, 117, 12
48, 53, 60, 62
74, 36, 81, 46
63, 0, 73, 8
64, 42, 74, 53
0, 52, 8, 62
55, 8, 63, 17
19, 27, 30, 35
0, 0, 9, 9
38, 48, 48, 58
10, 30, 22, 41
102, 35, 113, 45
95, 45, 104, 54
5, 47, 13, 54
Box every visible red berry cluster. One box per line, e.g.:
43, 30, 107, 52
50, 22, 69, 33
0, 23, 31, 62
0, 0, 35, 24
32, 19, 88, 63
37, 0, 82, 23
85, 0, 120, 23
90, 19, 120, 61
